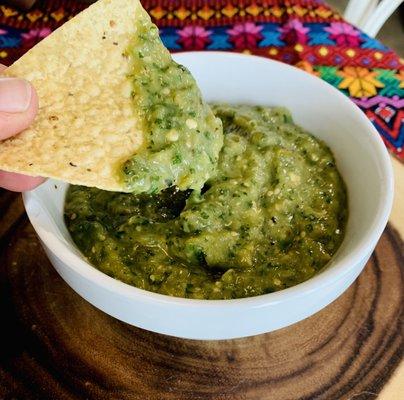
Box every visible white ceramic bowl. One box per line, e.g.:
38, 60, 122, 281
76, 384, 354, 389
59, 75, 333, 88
23, 52, 393, 340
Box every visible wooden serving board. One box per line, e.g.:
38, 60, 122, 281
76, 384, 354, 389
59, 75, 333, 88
0, 161, 403, 399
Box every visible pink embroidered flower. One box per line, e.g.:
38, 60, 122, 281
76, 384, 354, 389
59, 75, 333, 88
227, 22, 263, 49
177, 26, 212, 50
279, 19, 309, 45
324, 22, 361, 47
21, 28, 51, 47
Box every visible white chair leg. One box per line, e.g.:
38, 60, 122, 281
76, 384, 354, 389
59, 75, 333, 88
344, 0, 378, 25
360, 0, 404, 37
357, 0, 380, 27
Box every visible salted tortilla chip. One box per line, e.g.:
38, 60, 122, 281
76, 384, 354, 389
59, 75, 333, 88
0, 0, 149, 191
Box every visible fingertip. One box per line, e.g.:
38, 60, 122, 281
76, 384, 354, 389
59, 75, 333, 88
0, 79, 38, 141
0, 171, 45, 192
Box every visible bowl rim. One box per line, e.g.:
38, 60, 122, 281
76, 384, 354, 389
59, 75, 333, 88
23, 51, 394, 308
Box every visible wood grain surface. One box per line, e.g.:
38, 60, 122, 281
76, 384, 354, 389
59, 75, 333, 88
0, 191, 403, 400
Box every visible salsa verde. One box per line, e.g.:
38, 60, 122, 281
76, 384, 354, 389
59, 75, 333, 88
65, 105, 347, 300
123, 15, 223, 193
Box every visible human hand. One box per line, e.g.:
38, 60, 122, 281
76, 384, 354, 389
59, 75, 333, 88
0, 65, 44, 191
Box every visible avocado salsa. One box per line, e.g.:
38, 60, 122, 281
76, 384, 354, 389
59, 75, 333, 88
122, 15, 223, 194
65, 105, 347, 300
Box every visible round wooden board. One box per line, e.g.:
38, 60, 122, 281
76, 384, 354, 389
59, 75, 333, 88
0, 194, 403, 400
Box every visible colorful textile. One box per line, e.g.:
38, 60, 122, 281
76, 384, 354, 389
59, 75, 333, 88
0, 0, 403, 161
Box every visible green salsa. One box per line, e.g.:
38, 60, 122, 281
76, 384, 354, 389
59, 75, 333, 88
65, 105, 347, 300
123, 15, 223, 193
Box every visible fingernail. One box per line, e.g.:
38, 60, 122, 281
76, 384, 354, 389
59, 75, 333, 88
0, 77, 32, 113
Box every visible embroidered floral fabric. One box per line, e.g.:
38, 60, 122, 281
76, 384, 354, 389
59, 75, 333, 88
0, 0, 403, 161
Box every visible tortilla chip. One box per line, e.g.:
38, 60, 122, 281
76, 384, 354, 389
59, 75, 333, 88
0, 0, 149, 191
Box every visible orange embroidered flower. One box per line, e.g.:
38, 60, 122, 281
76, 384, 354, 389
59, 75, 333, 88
0, 6, 18, 18
270, 6, 284, 18
50, 7, 65, 22
197, 5, 214, 20
174, 6, 191, 20
246, 3, 262, 17
222, 4, 238, 18
315, 6, 333, 19
149, 6, 166, 20
338, 67, 384, 97
292, 5, 307, 17
26, 10, 43, 23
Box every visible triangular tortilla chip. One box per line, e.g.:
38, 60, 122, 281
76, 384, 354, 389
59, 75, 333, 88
0, 0, 222, 193
0, 0, 144, 191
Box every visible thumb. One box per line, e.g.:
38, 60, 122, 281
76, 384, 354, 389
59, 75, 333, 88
0, 77, 38, 141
